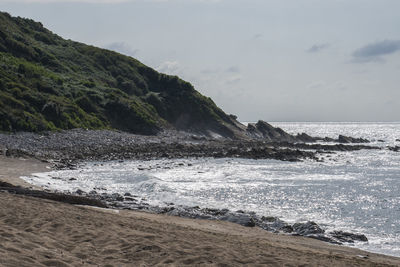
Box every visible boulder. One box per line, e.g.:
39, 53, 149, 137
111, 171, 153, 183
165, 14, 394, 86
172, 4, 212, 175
220, 213, 257, 227
292, 221, 325, 235
329, 230, 368, 243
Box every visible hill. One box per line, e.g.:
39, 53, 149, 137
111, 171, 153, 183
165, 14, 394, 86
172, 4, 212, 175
0, 11, 243, 137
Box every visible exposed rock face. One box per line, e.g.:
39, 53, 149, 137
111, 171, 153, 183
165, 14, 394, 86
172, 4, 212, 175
329, 230, 368, 243
245, 121, 370, 144
292, 221, 325, 235
337, 135, 370, 144
246, 120, 296, 142
295, 133, 316, 142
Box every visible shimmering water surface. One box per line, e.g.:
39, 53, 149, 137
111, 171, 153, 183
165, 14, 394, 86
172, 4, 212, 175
23, 123, 400, 257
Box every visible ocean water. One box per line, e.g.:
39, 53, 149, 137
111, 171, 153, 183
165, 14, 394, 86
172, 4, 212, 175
22, 122, 400, 257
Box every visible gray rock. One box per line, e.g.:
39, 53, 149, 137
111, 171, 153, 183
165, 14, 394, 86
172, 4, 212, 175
220, 213, 256, 227
338, 135, 369, 144
308, 234, 341, 245
75, 189, 85, 195
329, 230, 368, 243
292, 221, 325, 235
388, 146, 400, 152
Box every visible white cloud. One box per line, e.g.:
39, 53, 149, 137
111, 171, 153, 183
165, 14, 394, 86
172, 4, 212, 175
225, 75, 242, 85
104, 42, 139, 57
156, 61, 180, 75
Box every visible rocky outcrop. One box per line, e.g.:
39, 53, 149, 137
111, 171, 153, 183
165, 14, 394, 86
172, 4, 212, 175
337, 135, 370, 144
292, 221, 324, 235
388, 146, 400, 152
329, 230, 368, 243
246, 121, 297, 142
244, 120, 370, 144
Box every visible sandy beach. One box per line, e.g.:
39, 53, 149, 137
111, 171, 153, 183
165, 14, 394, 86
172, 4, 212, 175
1, 156, 400, 266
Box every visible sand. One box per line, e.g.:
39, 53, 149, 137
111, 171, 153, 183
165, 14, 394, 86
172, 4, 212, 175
1, 156, 400, 266
0, 155, 50, 188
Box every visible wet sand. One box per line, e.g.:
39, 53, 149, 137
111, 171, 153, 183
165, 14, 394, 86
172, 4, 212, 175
0, 155, 50, 188
1, 156, 400, 266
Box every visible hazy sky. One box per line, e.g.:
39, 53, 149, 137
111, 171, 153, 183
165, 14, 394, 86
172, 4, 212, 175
1, 0, 400, 122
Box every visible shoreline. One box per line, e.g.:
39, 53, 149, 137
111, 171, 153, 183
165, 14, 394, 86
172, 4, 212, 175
0, 129, 383, 167
1, 155, 400, 266
0, 155, 51, 188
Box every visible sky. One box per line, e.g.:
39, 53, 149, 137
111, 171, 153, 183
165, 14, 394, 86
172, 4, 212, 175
1, 0, 400, 122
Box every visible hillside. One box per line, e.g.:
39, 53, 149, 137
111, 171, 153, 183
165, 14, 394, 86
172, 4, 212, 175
0, 11, 243, 137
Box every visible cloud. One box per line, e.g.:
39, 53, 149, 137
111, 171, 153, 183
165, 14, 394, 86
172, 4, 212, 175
104, 42, 139, 57
156, 60, 180, 75
226, 66, 240, 73
225, 75, 241, 85
306, 81, 325, 90
253, 34, 263, 40
352, 39, 400, 63
200, 68, 217, 74
306, 43, 329, 53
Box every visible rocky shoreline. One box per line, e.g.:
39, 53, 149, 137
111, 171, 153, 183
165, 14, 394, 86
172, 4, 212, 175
0, 179, 369, 247
0, 128, 386, 248
81, 189, 369, 246
0, 128, 384, 168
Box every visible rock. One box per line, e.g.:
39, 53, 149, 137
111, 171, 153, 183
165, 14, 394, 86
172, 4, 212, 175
377, 139, 385, 142
75, 189, 85, 195
295, 133, 316, 142
246, 217, 256, 227
329, 230, 368, 243
292, 221, 325, 235
261, 216, 276, 222
69, 178, 77, 181
308, 235, 341, 245
201, 208, 229, 216
280, 225, 294, 233
124, 196, 136, 202
396, 139, 400, 142
124, 192, 132, 196
388, 146, 400, 152
111, 193, 124, 201
338, 135, 369, 144
246, 120, 296, 142
220, 213, 257, 227
159, 206, 175, 213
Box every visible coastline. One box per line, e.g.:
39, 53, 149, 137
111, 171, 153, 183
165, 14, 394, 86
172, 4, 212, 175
0, 155, 50, 189
1, 155, 400, 266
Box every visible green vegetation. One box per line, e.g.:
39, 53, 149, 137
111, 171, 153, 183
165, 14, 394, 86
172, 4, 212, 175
0, 11, 238, 136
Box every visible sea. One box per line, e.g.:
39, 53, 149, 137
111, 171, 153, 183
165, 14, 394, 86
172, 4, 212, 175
22, 122, 400, 257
